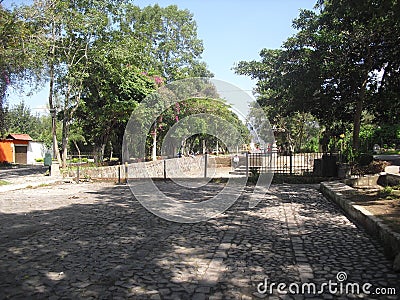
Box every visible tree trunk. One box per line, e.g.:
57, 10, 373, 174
353, 47, 372, 152
48, 34, 62, 165
93, 130, 110, 164
152, 128, 157, 161
352, 98, 363, 151
49, 76, 61, 164
352, 74, 369, 152
0, 80, 6, 137
61, 115, 70, 168
94, 143, 106, 164
73, 140, 81, 161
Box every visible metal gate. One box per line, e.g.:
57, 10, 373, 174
232, 152, 324, 175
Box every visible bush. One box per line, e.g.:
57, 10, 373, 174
70, 157, 89, 163
379, 186, 393, 197
357, 153, 374, 166
0, 161, 12, 167
35, 158, 44, 162
352, 160, 389, 175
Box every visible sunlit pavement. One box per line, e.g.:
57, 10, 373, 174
0, 182, 399, 299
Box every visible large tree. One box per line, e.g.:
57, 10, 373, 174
76, 4, 212, 162
20, 0, 127, 166
0, 3, 43, 136
235, 0, 400, 151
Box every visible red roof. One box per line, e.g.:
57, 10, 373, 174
7, 134, 33, 141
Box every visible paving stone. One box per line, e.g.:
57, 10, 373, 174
0, 182, 399, 299
192, 292, 206, 300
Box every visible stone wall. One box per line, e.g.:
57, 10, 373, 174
63, 156, 221, 179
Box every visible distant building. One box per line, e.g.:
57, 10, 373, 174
0, 134, 48, 164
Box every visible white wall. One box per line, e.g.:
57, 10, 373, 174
27, 141, 48, 164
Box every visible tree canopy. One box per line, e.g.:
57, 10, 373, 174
2, 0, 213, 164
235, 0, 400, 152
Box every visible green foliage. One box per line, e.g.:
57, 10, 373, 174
302, 136, 320, 153
234, 0, 400, 152
148, 97, 250, 157
379, 186, 393, 198
5, 0, 213, 163
341, 145, 355, 164
69, 157, 88, 163
3, 101, 55, 146
4, 101, 38, 136
372, 124, 400, 149
0, 3, 44, 135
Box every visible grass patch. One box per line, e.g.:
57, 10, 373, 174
0, 180, 10, 185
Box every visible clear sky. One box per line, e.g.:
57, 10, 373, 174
4, 0, 316, 113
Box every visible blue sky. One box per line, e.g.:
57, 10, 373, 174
5, 0, 316, 112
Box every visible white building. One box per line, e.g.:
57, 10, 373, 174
27, 141, 49, 164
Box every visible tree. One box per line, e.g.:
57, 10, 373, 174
8, 1, 211, 164
0, 3, 44, 136
3, 101, 55, 146
75, 4, 212, 162
4, 101, 39, 136
121, 4, 212, 82
235, 0, 400, 151
21, 0, 126, 167
150, 97, 250, 159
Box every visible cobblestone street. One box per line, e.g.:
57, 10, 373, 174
0, 182, 399, 299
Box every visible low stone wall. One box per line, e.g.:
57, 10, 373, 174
344, 174, 382, 187
344, 172, 400, 188
63, 156, 215, 179
320, 181, 400, 263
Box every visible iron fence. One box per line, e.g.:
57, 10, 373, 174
239, 152, 327, 175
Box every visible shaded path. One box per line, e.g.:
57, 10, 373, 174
0, 182, 398, 299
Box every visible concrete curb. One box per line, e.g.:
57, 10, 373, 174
320, 181, 400, 262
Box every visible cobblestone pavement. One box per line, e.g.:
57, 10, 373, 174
0, 181, 399, 299
0, 166, 49, 183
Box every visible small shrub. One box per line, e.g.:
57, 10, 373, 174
0, 161, 12, 167
379, 186, 393, 198
357, 153, 374, 166
35, 158, 44, 162
70, 157, 89, 163
352, 160, 389, 175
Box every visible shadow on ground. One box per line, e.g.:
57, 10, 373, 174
0, 182, 399, 299
0, 165, 48, 180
